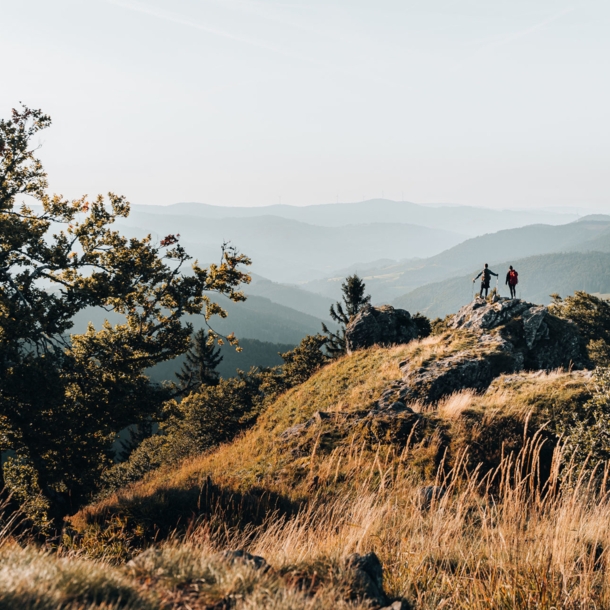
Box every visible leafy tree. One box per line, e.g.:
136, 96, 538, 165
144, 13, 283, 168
280, 334, 329, 386
102, 334, 330, 493
176, 328, 224, 391
550, 292, 610, 366
322, 275, 370, 357
559, 367, 610, 477
0, 106, 251, 523
412, 312, 432, 339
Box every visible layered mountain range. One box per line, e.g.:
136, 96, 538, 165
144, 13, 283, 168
96, 201, 610, 378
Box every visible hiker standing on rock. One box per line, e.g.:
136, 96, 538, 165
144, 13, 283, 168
506, 265, 519, 299
473, 263, 498, 299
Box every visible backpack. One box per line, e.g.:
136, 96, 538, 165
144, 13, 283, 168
508, 269, 518, 285
482, 268, 491, 283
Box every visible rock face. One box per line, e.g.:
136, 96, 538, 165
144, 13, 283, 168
402, 348, 515, 404
345, 552, 389, 607
450, 298, 588, 372
346, 305, 420, 354
396, 298, 589, 404
450, 298, 533, 332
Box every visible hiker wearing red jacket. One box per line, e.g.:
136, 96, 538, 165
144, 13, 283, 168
506, 265, 519, 299
474, 263, 498, 299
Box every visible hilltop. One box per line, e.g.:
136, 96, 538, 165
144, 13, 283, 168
36, 294, 610, 609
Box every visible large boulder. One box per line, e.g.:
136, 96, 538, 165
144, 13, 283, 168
402, 347, 517, 404
450, 298, 533, 332
345, 552, 389, 607
346, 305, 419, 354
395, 299, 589, 404
451, 298, 588, 371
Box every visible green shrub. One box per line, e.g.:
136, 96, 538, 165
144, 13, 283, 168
559, 367, 610, 476
550, 292, 610, 365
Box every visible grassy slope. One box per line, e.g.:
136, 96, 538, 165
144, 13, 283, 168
71, 334, 591, 544
9, 338, 602, 610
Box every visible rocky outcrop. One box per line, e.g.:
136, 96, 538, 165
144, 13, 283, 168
346, 305, 419, 354
450, 298, 533, 332
219, 549, 270, 572
401, 348, 516, 404
398, 298, 589, 403
451, 298, 588, 371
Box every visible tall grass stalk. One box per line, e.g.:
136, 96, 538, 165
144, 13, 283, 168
183, 438, 610, 609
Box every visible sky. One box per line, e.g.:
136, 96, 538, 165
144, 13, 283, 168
2, 0, 609, 210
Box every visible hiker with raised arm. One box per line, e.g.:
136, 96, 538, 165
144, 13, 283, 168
473, 263, 498, 299
506, 265, 519, 299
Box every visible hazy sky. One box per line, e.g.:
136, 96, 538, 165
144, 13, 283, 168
2, 0, 609, 209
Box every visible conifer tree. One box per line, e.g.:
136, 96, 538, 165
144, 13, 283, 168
322, 274, 370, 357
177, 329, 224, 390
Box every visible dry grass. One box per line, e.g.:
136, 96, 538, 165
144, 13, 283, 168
43, 342, 605, 609
10, 440, 610, 609
185, 441, 610, 609
71, 347, 592, 561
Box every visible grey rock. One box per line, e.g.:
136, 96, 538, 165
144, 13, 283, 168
345, 551, 388, 606
522, 305, 549, 349
346, 305, 420, 354
398, 299, 589, 403
279, 422, 310, 441
450, 298, 533, 332
418, 485, 446, 509
219, 549, 270, 572
402, 346, 516, 404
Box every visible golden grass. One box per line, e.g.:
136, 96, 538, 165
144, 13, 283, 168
0, 544, 154, 609
72, 343, 592, 543
12, 438, 610, 609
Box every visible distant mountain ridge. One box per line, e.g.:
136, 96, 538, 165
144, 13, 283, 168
116, 210, 466, 283
303, 218, 610, 303
134, 199, 578, 236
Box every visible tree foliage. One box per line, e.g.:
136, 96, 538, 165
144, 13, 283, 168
280, 333, 329, 386
322, 275, 370, 357
102, 334, 329, 493
559, 367, 610, 477
176, 328, 223, 391
550, 291, 610, 366
0, 106, 251, 522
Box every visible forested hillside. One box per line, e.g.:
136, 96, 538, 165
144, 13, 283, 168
148, 337, 295, 383
71, 293, 332, 347
305, 218, 610, 302
245, 273, 335, 319
393, 251, 610, 318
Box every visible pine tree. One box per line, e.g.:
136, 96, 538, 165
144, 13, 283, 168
177, 329, 224, 390
322, 274, 371, 357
